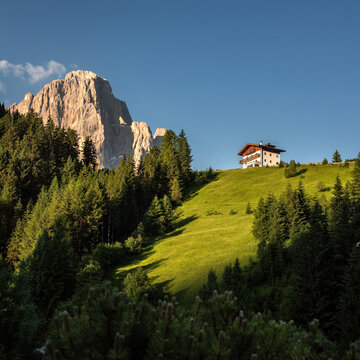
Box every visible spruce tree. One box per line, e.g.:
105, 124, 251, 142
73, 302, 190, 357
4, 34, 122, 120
143, 195, 165, 236
245, 202, 252, 214
176, 129, 192, 188
82, 136, 97, 169
332, 149, 342, 163
170, 176, 183, 203
290, 200, 332, 329
23, 224, 77, 319
0, 103, 6, 118
338, 248, 360, 347
351, 153, 360, 199
162, 195, 173, 232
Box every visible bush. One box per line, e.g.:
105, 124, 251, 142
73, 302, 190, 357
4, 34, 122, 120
123, 267, 152, 301
125, 234, 143, 254
316, 181, 326, 192
206, 210, 222, 216
77, 259, 104, 286
229, 209, 238, 215
284, 160, 298, 178
322, 158, 328, 165
91, 242, 128, 272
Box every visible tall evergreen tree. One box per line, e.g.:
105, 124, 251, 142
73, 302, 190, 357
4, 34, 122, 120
338, 248, 360, 347
0, 103, 6, 118
290, 200, 332, 329
332, 149, 342, 163
176, 129, 192, 188
143, 195, 165, 236
82, 136, 97, 169
22, 224, 77, 319
351, 153, 360, 199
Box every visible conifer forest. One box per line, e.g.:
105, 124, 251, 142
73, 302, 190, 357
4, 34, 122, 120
1, 105, 360, 359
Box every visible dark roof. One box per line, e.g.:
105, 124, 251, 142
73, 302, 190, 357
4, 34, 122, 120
238, 142, 285, 156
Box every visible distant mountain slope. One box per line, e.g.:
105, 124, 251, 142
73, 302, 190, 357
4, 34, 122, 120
116, 164, 353, 303
10, 70, 166, 168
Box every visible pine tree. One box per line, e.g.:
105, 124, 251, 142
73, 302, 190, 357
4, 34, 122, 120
143, 195, 165, 236
290, 200, 332, 329
338, 248, 360, 347
176, 129, 192, 188
245, 202, 252, 214
199, 269, 219, 301
289, 182, 311, 238
322, 158, 328, 165
0, 103, 6, 118
351, 153, 360, 199
82, 136, 97, 169
23, 224, 77, 319
170, 176, 183, 203
162, 195, 173, 232
332, 149, 342, 163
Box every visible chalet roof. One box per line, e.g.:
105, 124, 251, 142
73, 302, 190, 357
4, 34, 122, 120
237, 142, 285, 156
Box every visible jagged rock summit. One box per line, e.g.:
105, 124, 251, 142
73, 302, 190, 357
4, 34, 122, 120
9, 70, 166, 168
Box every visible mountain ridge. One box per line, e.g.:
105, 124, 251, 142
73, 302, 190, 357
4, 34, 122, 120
9, 70, 166, 168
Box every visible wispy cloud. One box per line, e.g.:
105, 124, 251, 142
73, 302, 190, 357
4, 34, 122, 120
0, 81, 5, 93
0, 60, 66, 83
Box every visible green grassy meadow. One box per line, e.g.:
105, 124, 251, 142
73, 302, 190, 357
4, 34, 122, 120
116, 164, 353, 304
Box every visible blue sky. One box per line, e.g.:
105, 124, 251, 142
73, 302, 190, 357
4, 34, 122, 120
1, 0, 360, 170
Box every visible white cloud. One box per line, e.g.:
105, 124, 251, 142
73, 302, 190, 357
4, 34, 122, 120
0, 81, 5, 93
0, 60, 66, 83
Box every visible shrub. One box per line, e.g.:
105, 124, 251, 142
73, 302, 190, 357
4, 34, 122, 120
77, 259, 103, 286
229, 209, 238, 215
284, 160, 298, 178
123, 267, 152, 301
125, 234, 143, 254
206, 210, 222, 216
316, 181, 326, 192
91, 242, 127, 272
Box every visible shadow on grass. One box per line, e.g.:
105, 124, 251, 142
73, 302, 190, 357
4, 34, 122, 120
297, 168, 307, 176
115, 258, 169, 279
114, 214, 199, 275
185, 172, 220, 201
174, 287, 191, 302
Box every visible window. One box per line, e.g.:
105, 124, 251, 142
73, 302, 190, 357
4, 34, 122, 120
276, 162, 279, 164
270, 153, 272, 156
264, 152, 266, 155
264, 159, 267, 162
270, 160, 272, 163
276, 155, 279, 158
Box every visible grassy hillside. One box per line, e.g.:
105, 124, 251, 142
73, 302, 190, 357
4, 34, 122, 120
116, 164, 352, 304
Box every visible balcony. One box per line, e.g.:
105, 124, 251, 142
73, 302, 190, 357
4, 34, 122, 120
240, 152, 260, 164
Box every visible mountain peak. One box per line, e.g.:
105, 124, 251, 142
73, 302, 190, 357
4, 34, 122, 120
65, 70, 102, 81
10, 70, 166, 168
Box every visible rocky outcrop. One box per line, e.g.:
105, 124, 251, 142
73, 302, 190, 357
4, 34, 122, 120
9, 70, 166, 168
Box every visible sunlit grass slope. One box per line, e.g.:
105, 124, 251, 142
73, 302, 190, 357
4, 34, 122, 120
116, 165, 352, 304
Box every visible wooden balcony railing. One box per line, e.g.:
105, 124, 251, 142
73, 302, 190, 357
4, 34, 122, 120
240, 152, 260, 164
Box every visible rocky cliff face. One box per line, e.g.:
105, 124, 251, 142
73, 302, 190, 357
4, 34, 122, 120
9, 70, 166, 168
